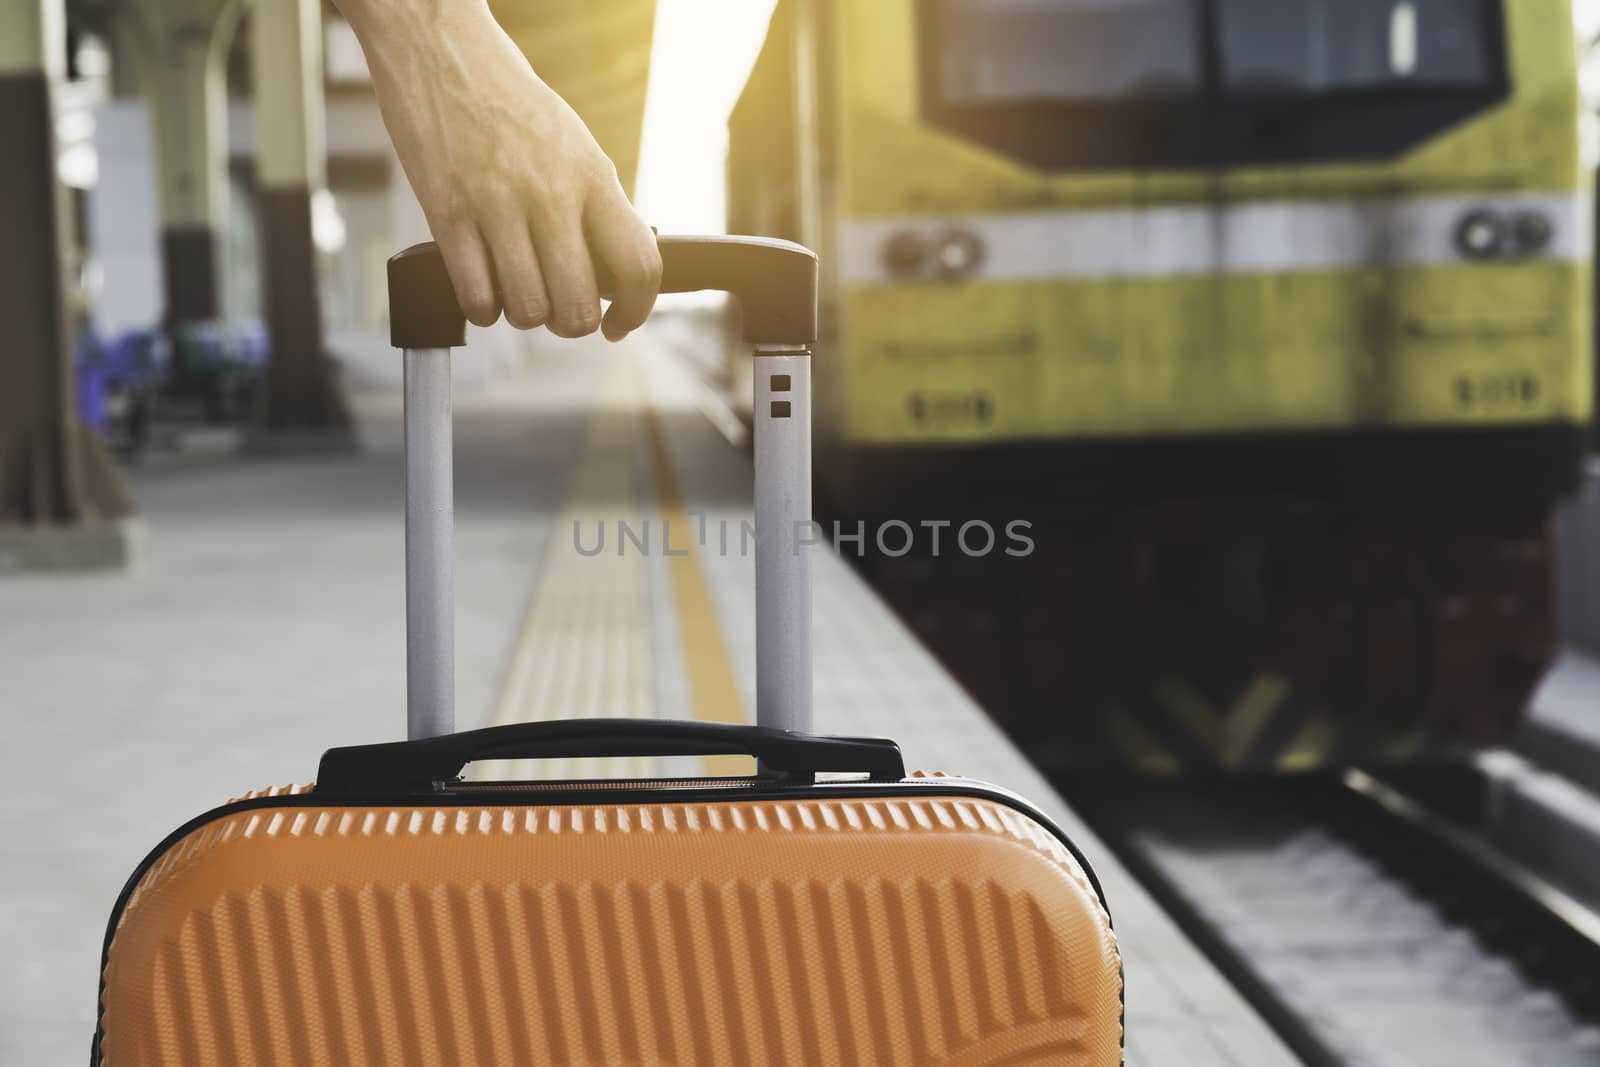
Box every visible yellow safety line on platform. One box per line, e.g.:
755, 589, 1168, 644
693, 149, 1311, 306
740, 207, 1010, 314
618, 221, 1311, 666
484, 360, 655, 780
484, 347, 750, 780
642, 378, 752, 778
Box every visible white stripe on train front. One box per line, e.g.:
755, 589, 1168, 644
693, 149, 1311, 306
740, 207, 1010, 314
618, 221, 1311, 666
838, 193, 1589, 285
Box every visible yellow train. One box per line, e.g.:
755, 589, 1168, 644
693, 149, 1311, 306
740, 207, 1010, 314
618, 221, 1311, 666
729, 0, 1593, 770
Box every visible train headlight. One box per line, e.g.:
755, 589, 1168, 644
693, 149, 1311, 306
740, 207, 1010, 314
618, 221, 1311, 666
1511, 210, 1553, 254
1454, 209, 1507, 260
881, 230, 929, 278
932, 228, 985, 280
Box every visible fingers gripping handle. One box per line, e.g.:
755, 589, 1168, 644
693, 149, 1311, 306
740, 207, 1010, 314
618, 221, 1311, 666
387, 234, 819, 348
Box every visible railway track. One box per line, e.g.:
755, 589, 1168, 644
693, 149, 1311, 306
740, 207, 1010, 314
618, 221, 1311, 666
1062, 765, 1600, 1066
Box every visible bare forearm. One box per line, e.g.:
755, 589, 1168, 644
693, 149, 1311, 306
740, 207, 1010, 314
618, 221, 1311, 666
333, 0, 493, 52
335, 0, 515, 134
330, 0, 660, 336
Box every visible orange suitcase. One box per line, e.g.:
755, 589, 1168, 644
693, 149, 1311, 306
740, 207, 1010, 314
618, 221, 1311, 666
94, 238, 1123, 1065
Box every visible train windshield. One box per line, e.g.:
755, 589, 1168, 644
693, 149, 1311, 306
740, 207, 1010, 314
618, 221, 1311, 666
919, 0, 1508, 167
933, 0, 1202, 102
930, 0, 1498, 102
1217, 0, 1499, 94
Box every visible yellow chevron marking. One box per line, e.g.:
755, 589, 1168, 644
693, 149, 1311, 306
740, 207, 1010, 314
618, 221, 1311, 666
1151, 673, 1291, 766
1278, 715, 1337, 771
1220, 675, 1292, 765
1134, 674, 1443, 771
1153, 680, 1224, 753
1105, 707, 1183, 775
1384, 726, 1428, 763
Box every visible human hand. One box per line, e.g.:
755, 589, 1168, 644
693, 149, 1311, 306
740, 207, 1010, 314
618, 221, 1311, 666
344, 0, 661, 339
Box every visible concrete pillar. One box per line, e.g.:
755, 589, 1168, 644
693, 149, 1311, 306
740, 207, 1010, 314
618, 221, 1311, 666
245, 0, 353, 449
0, 0, 136, 570
146, 0, 235, 396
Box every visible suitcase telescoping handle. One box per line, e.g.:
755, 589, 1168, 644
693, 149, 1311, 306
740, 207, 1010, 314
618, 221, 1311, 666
317, 718, 905, 793
387, 236, 819, 742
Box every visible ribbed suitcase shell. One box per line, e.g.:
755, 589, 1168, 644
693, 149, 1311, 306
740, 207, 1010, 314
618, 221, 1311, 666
97, 780, 1122, 1066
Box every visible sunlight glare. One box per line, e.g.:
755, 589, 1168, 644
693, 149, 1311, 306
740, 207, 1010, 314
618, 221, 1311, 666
1578, 0, 1600, 42
1577, 0, 1600, 164
634, 0, 779, 237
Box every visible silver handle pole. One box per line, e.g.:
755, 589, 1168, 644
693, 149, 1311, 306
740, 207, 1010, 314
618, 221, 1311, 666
404, 347, 455, 739
753, 346, 813, 734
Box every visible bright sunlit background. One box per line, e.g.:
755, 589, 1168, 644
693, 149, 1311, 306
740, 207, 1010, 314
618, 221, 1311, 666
1579, 0, 1600, 162
634, 0, 779, 235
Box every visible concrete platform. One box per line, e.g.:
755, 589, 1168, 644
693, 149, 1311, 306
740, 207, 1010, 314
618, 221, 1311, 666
0, 517, 143, 571
1520, 649, 1600, 791
0, 324, 1299, 1065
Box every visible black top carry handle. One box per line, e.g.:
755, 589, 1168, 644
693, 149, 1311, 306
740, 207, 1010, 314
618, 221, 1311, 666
316, 719, 906, 794
388, 234, 819, 349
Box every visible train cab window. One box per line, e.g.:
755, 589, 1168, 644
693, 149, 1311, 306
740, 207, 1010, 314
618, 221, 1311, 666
916, 0, 1509, 169
1216, 0, 1498, 94
934, 0, 1201, 102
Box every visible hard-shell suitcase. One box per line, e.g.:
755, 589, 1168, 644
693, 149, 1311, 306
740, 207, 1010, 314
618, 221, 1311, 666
95, 237, 1123, 1065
